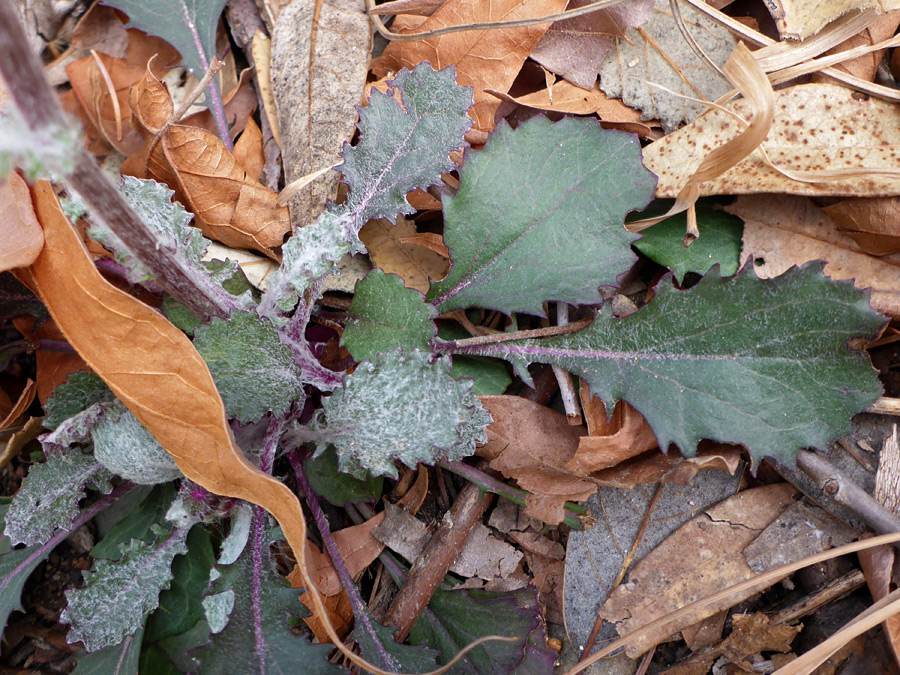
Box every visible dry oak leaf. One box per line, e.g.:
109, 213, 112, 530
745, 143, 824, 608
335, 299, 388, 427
65, 30, 181, 156
359, 216, 450, 293
728, 194, 900, 317
0, 172, 43, 272
121, 64, 289, 258
599, 482, 797, 657
477, 395, 594, 525
374, 0, 567, 142
642, 83, 900, 199
762, 0, 900, 40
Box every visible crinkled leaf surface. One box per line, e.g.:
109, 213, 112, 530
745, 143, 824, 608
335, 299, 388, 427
449, 265, 884, 467
39, 403, 106, 457
193, 311, 304, 424
195, 508, 343, 675
342, 269, 437, 362
43, 372, 113, 430
408, 585, 555, 675
0, 504, 54, 634
5, 451, 114, 546
100, 0, 226, 82
90, 176, 252, 310
428, 116, 656, 315
62, 525, 191, 652
633, 203, 743, 283
340, 63, 472, 227
351, 605, 440, 674
312, 349, 491, 479
92, 401, 182, 485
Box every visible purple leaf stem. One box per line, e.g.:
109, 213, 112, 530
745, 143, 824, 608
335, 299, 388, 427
288, 451, 399, 672
0, 482, 135, 595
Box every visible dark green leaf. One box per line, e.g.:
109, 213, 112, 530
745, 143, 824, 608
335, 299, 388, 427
43, 372, 113, 430
351, 605, 440, 673
342, 269, 437, 362
193, 310, 304, 423
633, 205, 743, 282
428, 116, 656, 315
438, 324, 511, 396
451, 264, 884, 467
311, 349, 491, 479
0, 504, 54, 634
72, 629, 143, 675
91, 484, 175, 559
304, 446, 383, 506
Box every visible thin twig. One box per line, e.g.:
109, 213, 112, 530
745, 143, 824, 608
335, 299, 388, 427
551, 303, 581, 424
365, 0, 631, 42
432, 318, 591, 350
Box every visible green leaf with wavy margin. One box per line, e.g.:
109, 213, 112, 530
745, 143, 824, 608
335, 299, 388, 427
427, 116, 656, 315
440, 264, 884, 467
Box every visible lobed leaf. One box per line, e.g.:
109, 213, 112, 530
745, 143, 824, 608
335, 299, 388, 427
5, 451, 113, 546
428, 116, 656, 315
0, 504, 55, 634
449, 264, 884, 467
342, 269, 437, 362
193, 310, 304, 424
62, 526, 191, 652
311, 349, 492, 479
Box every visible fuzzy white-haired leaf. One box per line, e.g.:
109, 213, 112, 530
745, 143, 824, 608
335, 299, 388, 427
91, 401, 182, 485
5, 451, 114, 546
62, 526, 190, 652
311, 349, 491, 479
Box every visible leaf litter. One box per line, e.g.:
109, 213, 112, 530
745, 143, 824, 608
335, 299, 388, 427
5, 0, 900, 673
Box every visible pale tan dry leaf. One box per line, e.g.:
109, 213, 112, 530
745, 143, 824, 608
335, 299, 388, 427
374, 0, 567, 141
270, 0, 370, 229
762, 0, 900, 40
0, 172, 43, 272
599, 483, 797, 657
643, 83, 900, 199
728, 194, 900, 316
69, 4, 129, 57
27, 181, 388, 672
359, 216, 450, 293
858, 542, 900, 667
251, 30, 280, 148
122, 65, 290, 258
529, 0, 654, 90
477, 395, 594, 525
823, 197, 900, 255
0, 379, 36, 432
811, 9, 900, 82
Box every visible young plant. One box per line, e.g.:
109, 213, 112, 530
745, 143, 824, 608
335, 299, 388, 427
0, 5, 884, 672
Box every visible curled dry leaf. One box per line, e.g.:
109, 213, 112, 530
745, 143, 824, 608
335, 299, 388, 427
0, 172, 43, 272
25, 181, 379, 671
823, 197, 900, 256
65, 30, 180, 156
359, 216, 450, 293
374, 0, 567, 142
811, 9, 900, 83
270, 0, 370, 228
728, 194, 900, 316
122, 64, 290, 258
11, 314, 87, 406
599, 483, 797, 657
643, 83, 900, 199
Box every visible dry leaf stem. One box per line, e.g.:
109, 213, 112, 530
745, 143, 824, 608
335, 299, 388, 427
384, 476, 494, 641
0, 0, 233, 323
796, 449, 900, 545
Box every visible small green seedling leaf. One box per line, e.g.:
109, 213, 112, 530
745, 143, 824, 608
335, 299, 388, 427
304, 446, 383, 506
428, 116, 656, 315
633, 204, 743, 282
193, 310, 305, 423
310, 349, 492, 479
451, 264, 884, 467
342, 269, 437, 362
5, 451, 114, 546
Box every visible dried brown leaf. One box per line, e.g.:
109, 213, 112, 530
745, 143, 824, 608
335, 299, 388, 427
812, 9, 900, 83
359, 216, 450, 293
374, 0, 567, 141
180, 68, 258, 142
823, 197, 900, 255
11, 314, 87, 405
122, 65, 290, 258
70, 4, 129, 57
858, 541, 900, 667
270, 0, 370, 228
643, 83, 900, 199
599, 483, 797, 657
529, 0, 654, 90
762, 0, 900, 40
232, 116, 265, 183
0, 379, 36, 431
590, 443, 744, 489
0, 172, 43, 271
728, 194, 900, 316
